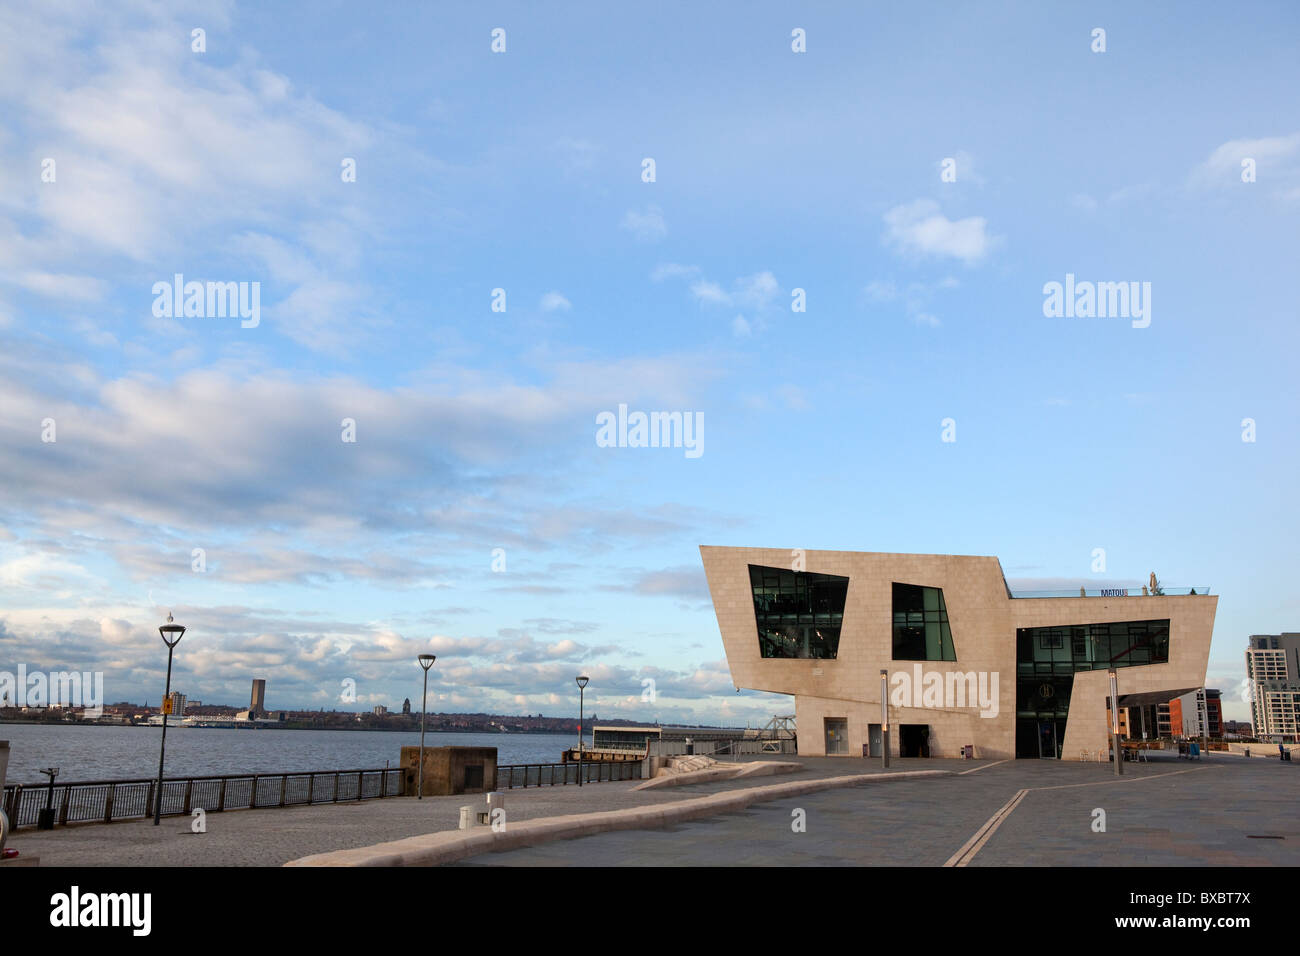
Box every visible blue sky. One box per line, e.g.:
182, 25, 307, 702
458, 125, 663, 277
0, 1, 1296, 724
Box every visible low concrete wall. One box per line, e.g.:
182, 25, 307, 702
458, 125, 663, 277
285, 769, 951, 867
632, 760, 803, 791
1222, 741, 1297, 757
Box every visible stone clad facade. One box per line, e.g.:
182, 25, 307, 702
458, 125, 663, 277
700, 546, 1217, 761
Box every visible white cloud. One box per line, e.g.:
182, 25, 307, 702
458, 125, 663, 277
540, 291, 571, 312
1193, 132, 1300, 182
620, 205, 667, 242
1191, 132, 1300, 199
690, 279, 730, 305
691, 271, 780, 310
883, 199, 995, 264
731, 315, 751, 337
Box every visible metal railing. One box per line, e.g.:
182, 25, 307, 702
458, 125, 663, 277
1, 767, 403, 830
1011, 587, 1211, 599
646, 738, 796, 758
495, 761, 642, 789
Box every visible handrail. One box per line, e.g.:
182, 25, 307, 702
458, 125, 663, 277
1, 767, 394, 788
495, 760, 642, 789
2, 767, 402, 830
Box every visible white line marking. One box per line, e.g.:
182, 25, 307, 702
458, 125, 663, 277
958, 758, 1010, 775
944, 788, 1028, 867
945, 765, 1216, 866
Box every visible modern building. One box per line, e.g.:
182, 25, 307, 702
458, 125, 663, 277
701, 547, 1217, 760
250, 679, 267, 718
1169, 688, 1222, 738
166, 692, 187, 716
1245, 633, 1300, 741
1113, 688, 1221, 742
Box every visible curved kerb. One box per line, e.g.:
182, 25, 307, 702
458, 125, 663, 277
284, 769, 952, 867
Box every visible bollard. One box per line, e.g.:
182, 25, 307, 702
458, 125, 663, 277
37, 768, 59, 831
458, 805, 474, 830
482, 790, 504, 826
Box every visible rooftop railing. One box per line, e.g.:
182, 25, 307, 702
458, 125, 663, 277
1011, 587, 1211, 599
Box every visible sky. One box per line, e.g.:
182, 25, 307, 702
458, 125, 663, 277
0, 1, 1297, 726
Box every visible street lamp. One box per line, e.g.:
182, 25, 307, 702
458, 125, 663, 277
417, 654, 437, 799
576, 675, 589, 787
880, 669, 890, 769
153, 613, 186, 826
1108, 669, 1123, 777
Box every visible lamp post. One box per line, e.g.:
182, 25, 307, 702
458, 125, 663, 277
576, 675, 589, 787
880, 669, 890, 769
153, 613, 186, 825
1108, 669, 1123, 777
417, 654, 436, 799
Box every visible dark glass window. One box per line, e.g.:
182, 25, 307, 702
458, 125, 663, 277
1015, 619, 1170, 671
749, 564, 848, 659
891, 582, 957, 661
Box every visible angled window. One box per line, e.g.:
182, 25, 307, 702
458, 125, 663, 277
892, 582, 956, 661
1015, 619, 1170, 673
749, 564, 848, 659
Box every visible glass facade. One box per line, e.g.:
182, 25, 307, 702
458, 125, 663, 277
749, 565, 848, 659
891, 583, 956, 661
1015, 619, 1171, 758
1016, 619, 1171, 675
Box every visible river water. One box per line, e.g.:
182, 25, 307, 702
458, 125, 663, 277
0, 724, 585, 784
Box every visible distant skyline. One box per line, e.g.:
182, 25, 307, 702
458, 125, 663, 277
2, 2, 1298, 725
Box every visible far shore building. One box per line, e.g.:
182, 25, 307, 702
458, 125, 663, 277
1245, 633, 1300, 742
701, 547, 1217, 760
250, 679, 267, 718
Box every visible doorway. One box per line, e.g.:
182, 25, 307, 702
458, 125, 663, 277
1031, 718, 1066, 759
899, 724, 930, 757
867, 723, 883, 757
824, 717, 848, 755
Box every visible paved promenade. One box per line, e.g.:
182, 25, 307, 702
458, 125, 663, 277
455, 755, 1300, 867
9, 754, 1297, 866
6, 755, 887, 866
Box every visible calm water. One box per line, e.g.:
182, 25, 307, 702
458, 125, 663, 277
0, 724, 585, 784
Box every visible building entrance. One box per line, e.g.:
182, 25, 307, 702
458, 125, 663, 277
824, 717, 848, 755
899, 724, 930, 757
